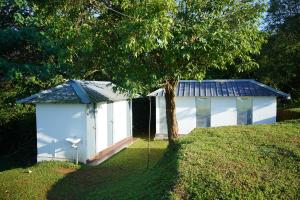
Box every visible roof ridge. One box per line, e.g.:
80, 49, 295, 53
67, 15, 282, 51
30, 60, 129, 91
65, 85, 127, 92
148, 80, 289, 98
69, 80, 91, 104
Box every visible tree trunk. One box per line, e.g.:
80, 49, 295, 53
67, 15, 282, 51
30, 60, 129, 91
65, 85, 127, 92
164, 79, 179, 144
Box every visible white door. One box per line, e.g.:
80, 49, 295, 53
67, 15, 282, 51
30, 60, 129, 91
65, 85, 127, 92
95, 103, 108, 153
107, 102, 114, 146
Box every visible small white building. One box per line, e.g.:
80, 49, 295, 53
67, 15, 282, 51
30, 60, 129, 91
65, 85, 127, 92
149, 80, 289, 137
18, 80, 133, 164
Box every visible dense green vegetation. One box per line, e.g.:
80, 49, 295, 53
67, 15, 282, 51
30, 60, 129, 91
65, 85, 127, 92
1, 121, 299, 199
277, 107, 300, 121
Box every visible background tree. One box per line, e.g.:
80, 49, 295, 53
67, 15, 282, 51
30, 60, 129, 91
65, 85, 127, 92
255, 0, 300, 105
0, 0, 65, 166
0, 0, 101, 166
184, 0, 300, 107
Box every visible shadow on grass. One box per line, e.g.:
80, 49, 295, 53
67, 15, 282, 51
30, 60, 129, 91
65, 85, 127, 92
259, 144, 300, 166
47, 141, 181, 200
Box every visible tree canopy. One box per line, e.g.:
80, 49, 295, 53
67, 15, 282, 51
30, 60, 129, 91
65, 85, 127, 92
255, 0, 300, 104
0, 0, 267, 142
91, 0, 266, 140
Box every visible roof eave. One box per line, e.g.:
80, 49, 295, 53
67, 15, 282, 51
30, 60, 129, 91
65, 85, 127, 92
250, 80, 290, 99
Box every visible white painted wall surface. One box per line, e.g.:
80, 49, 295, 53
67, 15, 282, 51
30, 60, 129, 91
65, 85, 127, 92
210, 97, 237, 127
113, 100, 129, 144
86, 104, 97, 160
156, 97, 196, 135
176, 97, 196, 134
252, 97, 277, 124
36, 104, 87, 163
156, 97, 167, 134
95, 102, 108, 152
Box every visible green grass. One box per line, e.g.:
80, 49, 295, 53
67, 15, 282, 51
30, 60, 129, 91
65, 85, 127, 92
0, 121, 299, 200
0, 139, 173, 200
170, 120, 300, 199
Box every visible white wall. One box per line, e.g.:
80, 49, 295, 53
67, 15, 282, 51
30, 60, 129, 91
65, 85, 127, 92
156, 97, 196, 135
211, 97, 237, 127
95, 102, 108, 152
252, 97, 277, 124
155, 96, 278, 136
36, 104, 87, 163
86, 104, 97, 160
113, 100, 129, 144
176, 97, 196, 134
156, 97, 167, 134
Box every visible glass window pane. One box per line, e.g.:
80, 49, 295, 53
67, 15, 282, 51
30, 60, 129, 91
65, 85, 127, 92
196, 97, 211, 127
237, 97, 252, 125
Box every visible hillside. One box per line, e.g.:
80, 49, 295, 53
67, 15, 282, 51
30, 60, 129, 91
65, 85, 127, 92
170, 120, 300, 199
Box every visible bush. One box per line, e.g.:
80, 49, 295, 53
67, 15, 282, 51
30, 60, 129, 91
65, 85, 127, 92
0, 104, 36, 170
277, 108, 300, 121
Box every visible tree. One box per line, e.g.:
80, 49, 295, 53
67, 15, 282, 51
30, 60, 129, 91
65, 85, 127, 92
254, 0, 300, 104
265, 0, 300, 31
12, 0, 265, 143
94, 0, 266, 143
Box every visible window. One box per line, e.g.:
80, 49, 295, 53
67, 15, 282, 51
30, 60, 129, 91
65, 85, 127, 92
196, 97, 211, 127
237, 97, 252, 125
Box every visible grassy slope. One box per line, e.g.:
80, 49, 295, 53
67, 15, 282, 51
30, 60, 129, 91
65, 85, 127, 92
171, 120, 300, 199
0, 121, 299, 200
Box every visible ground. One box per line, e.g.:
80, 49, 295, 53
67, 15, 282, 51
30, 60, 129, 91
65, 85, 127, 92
0, 139, 173, 200
0, 120, 299, 200
170, 120, 300, 199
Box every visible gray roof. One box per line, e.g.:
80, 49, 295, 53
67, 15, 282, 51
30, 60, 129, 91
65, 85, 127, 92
17, 80, 131, 104
149, 80, 289, 98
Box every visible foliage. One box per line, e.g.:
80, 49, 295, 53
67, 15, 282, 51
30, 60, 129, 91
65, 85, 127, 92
94, 0, 266, 92
0, 0, 68, 162
277, 107, 300, 121
265, 0, 300, 31
171, 120, 300, 199
205, 0, 300, 104
256, 0, 300, 101
92, 0, 267, 140
256, 14, 300, 101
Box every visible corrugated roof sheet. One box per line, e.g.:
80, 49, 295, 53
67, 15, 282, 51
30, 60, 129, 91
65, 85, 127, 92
17, 80, 130, 104
148, 80, 289, 98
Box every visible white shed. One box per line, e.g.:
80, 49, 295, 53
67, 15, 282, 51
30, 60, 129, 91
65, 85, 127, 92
149, 80, 289, 137
18, 80, 133, 164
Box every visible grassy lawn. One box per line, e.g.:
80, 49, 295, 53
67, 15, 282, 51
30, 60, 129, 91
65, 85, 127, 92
0, 139, 173, 200
171, 120, 300, 199
0, 120, 299, 200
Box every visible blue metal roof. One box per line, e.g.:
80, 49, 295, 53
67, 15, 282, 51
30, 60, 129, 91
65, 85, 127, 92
17, 80, 131, 104
148, 80, 289, 98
